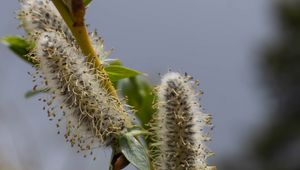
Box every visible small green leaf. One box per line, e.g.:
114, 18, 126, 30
83, 0, 92, 7
118, 77, 156, 128
1, 35, 37, 65
127, 126, 150, 136
119, 133, 150, 170
25, 88, 49, 98
104, 65, 141, 82
106, 58, 122, 66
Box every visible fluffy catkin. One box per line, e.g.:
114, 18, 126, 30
150, 72, 213, 170
31, 30, 131, 156
17, 0, 129, 156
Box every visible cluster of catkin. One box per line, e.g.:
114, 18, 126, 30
18, 0, 214, 169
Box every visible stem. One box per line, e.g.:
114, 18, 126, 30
51, 0, 118, 97
110, 144, 130, 170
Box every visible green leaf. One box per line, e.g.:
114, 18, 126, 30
104, 65, 141, 82
118, 77, 156, 128
119, 133, 150, 170
25, 88, 49, 98
127, 126, 150, 137
1, 35, 37, 65
83, 0, 92, 7
106, 58, 122, 66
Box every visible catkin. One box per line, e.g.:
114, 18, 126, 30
18, 0, 131, 157
33, 30, 131, 154
150, 72, 213, 170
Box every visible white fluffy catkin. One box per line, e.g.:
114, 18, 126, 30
151, 72, 214, 170
32, 30, 131, 157
18, 0, 127, 157
18, 0, 131, 157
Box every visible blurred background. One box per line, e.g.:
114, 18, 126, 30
0, 0, 299, 169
